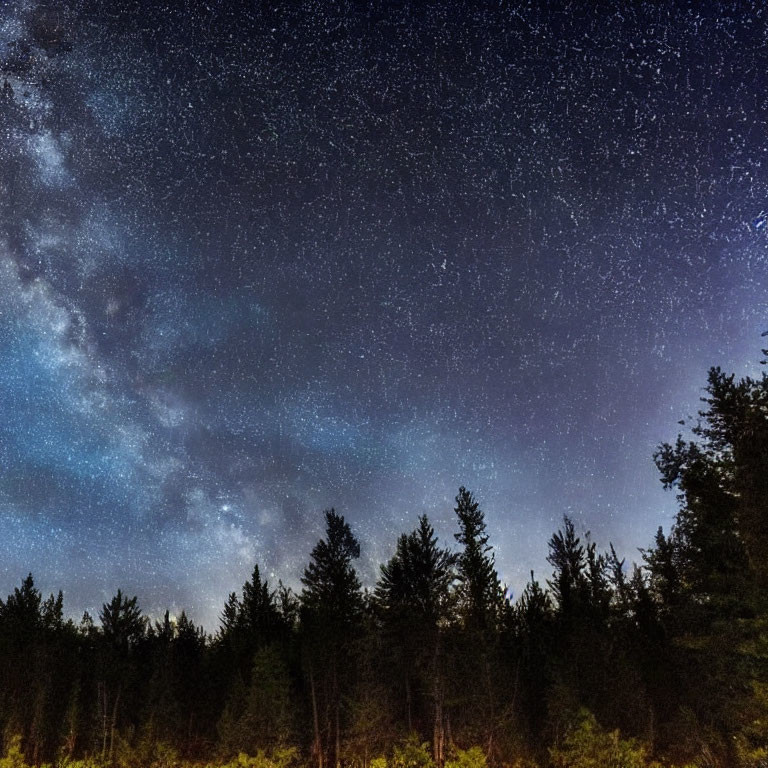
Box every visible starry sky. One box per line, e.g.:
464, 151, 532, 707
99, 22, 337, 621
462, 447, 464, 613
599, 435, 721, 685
1, 0, 767, 630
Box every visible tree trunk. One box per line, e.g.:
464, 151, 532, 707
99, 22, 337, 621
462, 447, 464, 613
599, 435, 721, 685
333, 661, 341, 768
310, 664, 323, 768
65, 721, 76, 758
405, 674, 412, 732
100, 683, 108, 761
484, 654, 495, 760
335, 698, 341, 768
433, 692, 444, 768
432, 636, 445, 768
109, 688, 121, 765
324, 691, 331, 768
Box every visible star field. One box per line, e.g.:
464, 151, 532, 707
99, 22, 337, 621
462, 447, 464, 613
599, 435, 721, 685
1, 0, 767, 629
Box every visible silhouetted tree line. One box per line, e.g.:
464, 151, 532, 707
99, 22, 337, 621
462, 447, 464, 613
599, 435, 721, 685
1, 354, 768, 768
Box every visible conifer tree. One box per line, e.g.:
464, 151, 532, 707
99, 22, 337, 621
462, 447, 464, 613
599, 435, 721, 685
509, 573, 554, 751
98, 590, 145, 764
173, 612, 208, 753
546, 517, 588, 621
240, 564, 284, 648
696, 365, 768, 584
452, 489, 504, 759
374, 515, 455, 762
301, 510, 364, 768
453, 488, 501, 633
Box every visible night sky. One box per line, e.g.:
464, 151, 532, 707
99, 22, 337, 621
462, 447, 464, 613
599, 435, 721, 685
2, 0, 767, 631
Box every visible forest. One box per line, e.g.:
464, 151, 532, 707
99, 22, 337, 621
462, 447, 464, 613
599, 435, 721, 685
1, 356, 767, 768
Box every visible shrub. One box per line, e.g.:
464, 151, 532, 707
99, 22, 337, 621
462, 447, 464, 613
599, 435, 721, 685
549, 709, 650, 768
391, 735, 434, 768
221, 748, 300, 768
445, 747, 487, 768
0, 734, 28, 768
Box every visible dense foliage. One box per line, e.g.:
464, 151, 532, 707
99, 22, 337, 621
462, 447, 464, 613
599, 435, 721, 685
1, 355, 768, 768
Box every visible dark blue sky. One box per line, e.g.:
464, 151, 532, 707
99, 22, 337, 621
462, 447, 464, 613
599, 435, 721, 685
1, 0, 767, 630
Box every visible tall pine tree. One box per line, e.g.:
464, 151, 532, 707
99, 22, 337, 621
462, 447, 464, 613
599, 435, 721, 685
374, 515, 456, 762
301, 510, 364, 768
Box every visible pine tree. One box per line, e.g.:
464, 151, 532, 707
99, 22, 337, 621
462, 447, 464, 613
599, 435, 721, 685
374, 515, 456, 761
696, 365, 768, 584
98, 590, 145, 763
301, 510, 364, 768
453, 488, 501, 633
240, 564, 283, 648
642, 355, 768, 764
173, 612, 208, 753
0, 575, 44, 761
143, 611, 181, 747
453, 489, 504, 759
509, 572, 554, 751
546, 517, 588, 621
219, 592, 241, 637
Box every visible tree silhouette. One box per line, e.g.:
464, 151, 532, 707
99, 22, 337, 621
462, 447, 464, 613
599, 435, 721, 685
301, 510, 364, 768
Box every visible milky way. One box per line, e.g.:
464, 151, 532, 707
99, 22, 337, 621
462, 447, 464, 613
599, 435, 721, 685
1, 1, 767, 630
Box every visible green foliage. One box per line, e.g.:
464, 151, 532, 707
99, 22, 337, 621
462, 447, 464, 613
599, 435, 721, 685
345, 664, 394, 767
507, 760, 540, 768
240, 645, 294, 751
218, 674, 248, 756
444, 746, 487, 768
58, 759, 104, 768
220, 748, 299, 768
734, 737, 768, 768
390, 736, 434, 768
549, 710, 651, 768
0, 735, 28, 768
147, 740, 180, 768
